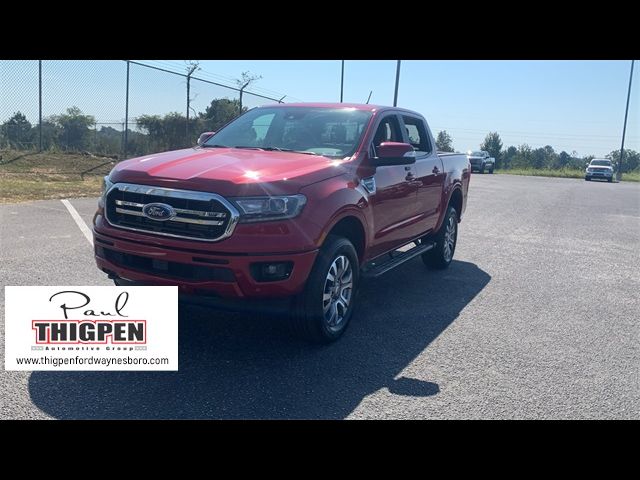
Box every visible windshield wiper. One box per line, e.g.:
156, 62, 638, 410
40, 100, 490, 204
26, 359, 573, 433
233, 145, 264, 150
200, 144, 228, 148
261, 146, 318, 155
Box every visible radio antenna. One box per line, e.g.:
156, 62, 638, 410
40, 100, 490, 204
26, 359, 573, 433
365, 91, 372, 104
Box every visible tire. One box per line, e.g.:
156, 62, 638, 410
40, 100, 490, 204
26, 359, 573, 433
422, 206, 458, 270
608, 178, 613, 183
480, 165, 485, 174
290, 235, 359, 343
585, 177, 591, 181
489, 166, 494, 174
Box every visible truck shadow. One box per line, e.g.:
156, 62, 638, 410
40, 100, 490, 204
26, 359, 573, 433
28, 260, 490, 419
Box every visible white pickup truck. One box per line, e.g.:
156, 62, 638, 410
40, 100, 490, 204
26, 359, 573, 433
467, 150, 495, 174
585, 158, 614, 182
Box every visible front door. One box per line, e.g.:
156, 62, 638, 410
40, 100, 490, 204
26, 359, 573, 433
367, 114, 420, 258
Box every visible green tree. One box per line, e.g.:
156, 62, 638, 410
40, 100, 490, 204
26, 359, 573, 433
200, 98, 246, 132
54, 106, 95, 151
435, 130, 454, 152
38, 119, 60, 151
137, 112, 197, 152
511, 144, 532, 169
480, 132, 503, 166
607, 149, 639, 173
501, 145, 517, 169
558, 151, 571, 168
2, 112, 32, 147
542, 145, 559, 168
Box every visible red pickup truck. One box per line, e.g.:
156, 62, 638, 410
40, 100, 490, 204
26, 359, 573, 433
94, 103, 470, 342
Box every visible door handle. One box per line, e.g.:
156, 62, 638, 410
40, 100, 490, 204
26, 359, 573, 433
405, 172, 415, 181
432, 166, 440, 174
404, 166, 412, 171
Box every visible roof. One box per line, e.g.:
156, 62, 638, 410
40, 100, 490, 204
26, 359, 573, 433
263, 102, 385, 112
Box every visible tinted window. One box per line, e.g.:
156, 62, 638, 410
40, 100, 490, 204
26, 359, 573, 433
372, 115, 403, 146
591, 160, 611, 166
204, 107, 372, 158
402, 116, 431, 154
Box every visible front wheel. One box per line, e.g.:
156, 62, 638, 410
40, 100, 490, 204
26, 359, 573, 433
422, 206, 458, 270
489, 166, 494, 174
585, 177, 591, 181
608, 177, 613, 183
480, 165, 485, 174
290, 235, 359, 343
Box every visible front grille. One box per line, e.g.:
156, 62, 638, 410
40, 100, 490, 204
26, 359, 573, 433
99, 246, 235, 282
105, 183, 239, 241
592, 168, 608, 173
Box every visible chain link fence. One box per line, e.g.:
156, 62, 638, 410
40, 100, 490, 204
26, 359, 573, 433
0, 60, 284, 159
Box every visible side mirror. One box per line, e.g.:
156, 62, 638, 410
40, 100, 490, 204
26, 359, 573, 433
197, 131, 215, 146
372, 142, 416, 166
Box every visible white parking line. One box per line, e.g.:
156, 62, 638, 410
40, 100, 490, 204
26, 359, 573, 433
61, 199, 93, 246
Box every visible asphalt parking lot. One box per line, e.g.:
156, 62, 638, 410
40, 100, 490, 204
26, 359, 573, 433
1, 174, 639, 419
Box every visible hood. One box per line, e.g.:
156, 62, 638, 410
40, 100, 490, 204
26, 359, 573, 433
109, 147, 351, 196
588, 165, 613, 170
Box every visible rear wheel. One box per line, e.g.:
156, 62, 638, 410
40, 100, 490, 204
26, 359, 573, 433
585, 177, 591, 181
290, 235, 359, 343
422, 206, 458, 270
489, 166, 494, 174
480, 165, 485, 174
608, 177, 613, 183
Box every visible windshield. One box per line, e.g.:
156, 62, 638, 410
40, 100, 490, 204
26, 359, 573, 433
591, 160, 611, 167
471, 151, 485, 157
203, 107, 372, 158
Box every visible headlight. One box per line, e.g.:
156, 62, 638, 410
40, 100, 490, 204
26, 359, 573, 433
99, 175, 114, 208
586, 168, 593, 172
230, 194, 307, 223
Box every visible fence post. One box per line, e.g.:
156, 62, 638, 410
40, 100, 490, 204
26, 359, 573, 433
340, 60, 344, 102
124, 60, 130, 160
38, 60, 42, 152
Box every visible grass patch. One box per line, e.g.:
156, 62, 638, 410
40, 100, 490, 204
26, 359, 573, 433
495, 168, 640, 182
0, 149, 116, 203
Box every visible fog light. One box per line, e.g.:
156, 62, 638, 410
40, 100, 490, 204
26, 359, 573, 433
250, 262, 293, 282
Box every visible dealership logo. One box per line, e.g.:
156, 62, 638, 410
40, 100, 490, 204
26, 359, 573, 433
5, 286, 178, 371
142, 203, 176, 221
32, 320, 146, 344
30, 290, 146, 344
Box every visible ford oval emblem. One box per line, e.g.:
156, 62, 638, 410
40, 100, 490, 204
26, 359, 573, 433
142, 203, 176, 221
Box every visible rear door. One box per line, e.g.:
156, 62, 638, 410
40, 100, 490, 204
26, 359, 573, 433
400, 114, 444, 234
368, 113, 420, 258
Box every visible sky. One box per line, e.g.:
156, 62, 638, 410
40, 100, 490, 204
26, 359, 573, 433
1, 60, 637, 157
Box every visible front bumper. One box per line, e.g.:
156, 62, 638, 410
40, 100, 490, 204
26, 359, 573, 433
94, 228, 318, 300
585, 171, 613, 179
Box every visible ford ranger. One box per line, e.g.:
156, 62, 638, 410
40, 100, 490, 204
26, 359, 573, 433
93, 103, 471, 342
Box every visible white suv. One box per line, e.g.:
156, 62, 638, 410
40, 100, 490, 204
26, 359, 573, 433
585, 159, 614, 182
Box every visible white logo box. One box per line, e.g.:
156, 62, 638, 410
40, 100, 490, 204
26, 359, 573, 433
5, 286, 178, 371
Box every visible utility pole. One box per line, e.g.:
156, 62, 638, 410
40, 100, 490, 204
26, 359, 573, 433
239, 81, 250, 115
617, 59, 635, 182
186, 62, 199, 146
340, 60, 344, 102
393, 60, 401, 107
38, 60, 42, 152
